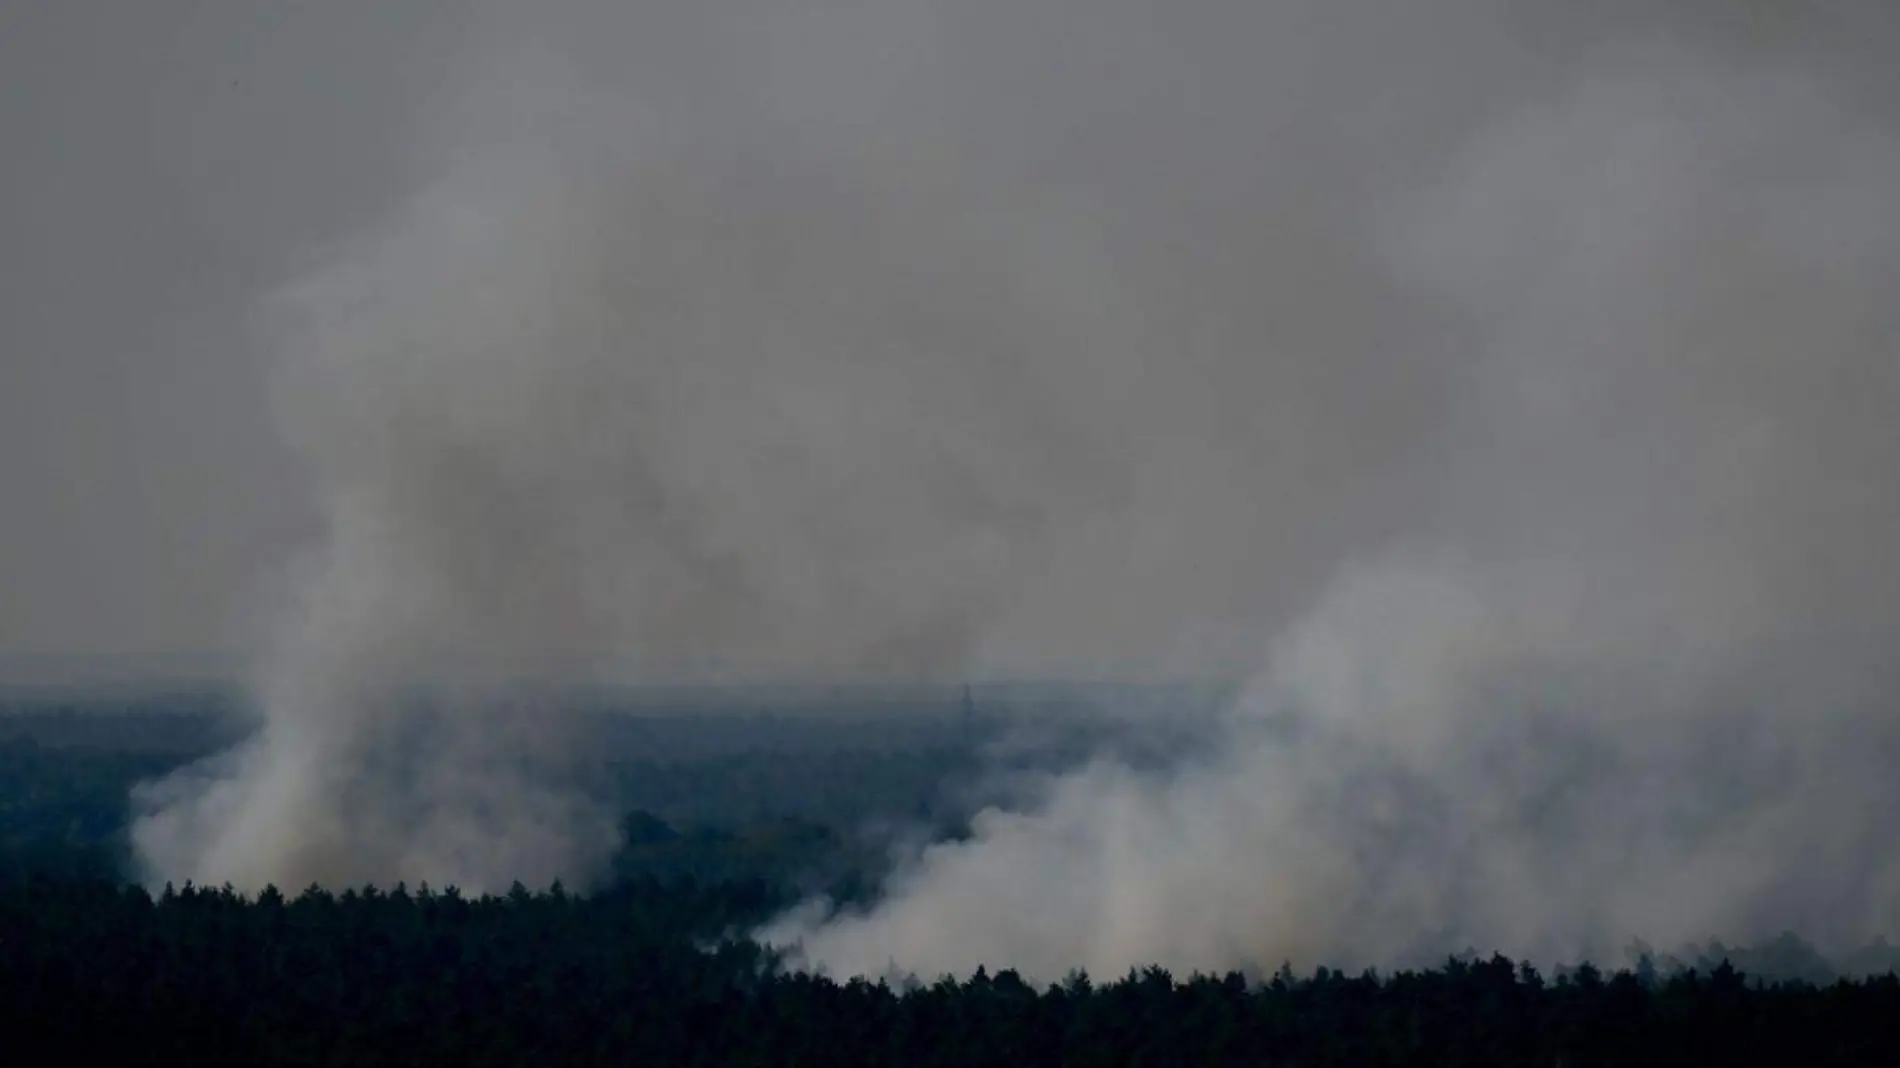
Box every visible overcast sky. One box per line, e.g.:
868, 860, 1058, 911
4, 2, 1898, 683
1, 3, 446, 677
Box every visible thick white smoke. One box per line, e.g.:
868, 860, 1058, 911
130, 4, 1900, 975
761, 41, 1900, 977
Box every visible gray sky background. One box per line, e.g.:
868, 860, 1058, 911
4, 2, 1899, 683
0, 3, 472, 678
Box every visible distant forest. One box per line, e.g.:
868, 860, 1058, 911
4, 692, 1900, 1066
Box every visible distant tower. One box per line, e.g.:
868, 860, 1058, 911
960, 682, 977, 742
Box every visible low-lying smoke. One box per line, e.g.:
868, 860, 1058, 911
134, 3, 1900, 975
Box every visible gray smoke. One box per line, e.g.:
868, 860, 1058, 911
129, 1, 1900, 972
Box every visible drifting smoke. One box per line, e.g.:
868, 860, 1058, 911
134, 1, 1900, 974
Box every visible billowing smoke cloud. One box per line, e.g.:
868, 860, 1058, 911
131, 1, 1900, 971
756, 27, 1900, 976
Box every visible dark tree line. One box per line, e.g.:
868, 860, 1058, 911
3, 878, 1899, 1067
6, 720, 1900, 1064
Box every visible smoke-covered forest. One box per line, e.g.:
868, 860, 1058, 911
7, 693, 1900, 1066
10, 1, 1900, 1063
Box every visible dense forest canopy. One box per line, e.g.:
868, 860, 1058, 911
5, 693, 1900, 1065
8, 876, 1900, 1068
4, 692, 1897, 976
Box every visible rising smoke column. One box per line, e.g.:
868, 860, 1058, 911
125, 46, 1163, 892
127, 146, 642, 893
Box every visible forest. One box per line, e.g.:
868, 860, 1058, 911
4, 691, 1900, 1066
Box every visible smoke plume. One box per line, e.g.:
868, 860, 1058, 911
132, 2, 1900, 974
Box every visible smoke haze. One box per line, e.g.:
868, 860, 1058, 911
90, 1, 1900, 970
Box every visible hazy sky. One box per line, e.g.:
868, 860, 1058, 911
5, 1, 1899, 682
1, 3, 454, 676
